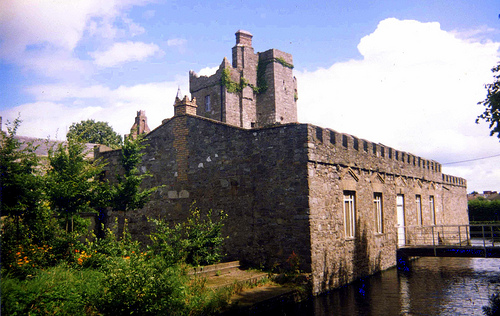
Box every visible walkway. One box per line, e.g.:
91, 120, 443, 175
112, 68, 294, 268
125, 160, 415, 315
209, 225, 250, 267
189, 261, 304, 314
397, 224, 500, 258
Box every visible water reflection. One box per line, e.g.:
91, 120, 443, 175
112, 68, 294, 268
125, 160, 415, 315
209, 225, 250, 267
263, 257, 500, 315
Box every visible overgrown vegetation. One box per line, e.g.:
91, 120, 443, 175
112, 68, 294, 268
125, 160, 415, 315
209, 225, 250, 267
1, 118, 230, 315
149, 204, 227, 266
221, 57, 294, 95
220, 68, 242, 93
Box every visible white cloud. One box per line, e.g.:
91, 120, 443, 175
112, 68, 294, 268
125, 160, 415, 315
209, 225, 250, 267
167, 38, 187, 53
0, 0, 152, 75
4, 81, 189, 140
91, 41, 163, 67
296, 18, 500, 192
197, 66, 218, 77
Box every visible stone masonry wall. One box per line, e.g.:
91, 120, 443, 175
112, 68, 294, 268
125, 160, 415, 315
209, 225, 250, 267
97, 117, 468, 295
98, 115, 313, 271
306, 124, 468, 294
257, 49, 297, 126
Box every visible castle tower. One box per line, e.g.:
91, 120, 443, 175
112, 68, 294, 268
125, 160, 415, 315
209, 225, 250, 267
129, 110, 151, 139
189, 30, 297, 128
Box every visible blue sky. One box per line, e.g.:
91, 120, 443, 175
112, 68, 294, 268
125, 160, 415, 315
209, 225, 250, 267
0, 0, 499, 192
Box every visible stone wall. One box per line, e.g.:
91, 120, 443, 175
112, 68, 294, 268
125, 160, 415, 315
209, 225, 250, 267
305, 124, 468, 294
98, 115, 313, 271
256, 49, 298, 126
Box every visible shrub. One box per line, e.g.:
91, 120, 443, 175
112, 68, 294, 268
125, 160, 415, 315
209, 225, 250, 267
73, 222, 141, 269
149, 202, 227, 266
97, 255, 228, 315
0, 216, 81, 278
1, 264, 103, 315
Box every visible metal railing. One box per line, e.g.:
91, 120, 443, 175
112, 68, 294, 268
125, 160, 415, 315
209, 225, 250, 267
398, 224, 500, 249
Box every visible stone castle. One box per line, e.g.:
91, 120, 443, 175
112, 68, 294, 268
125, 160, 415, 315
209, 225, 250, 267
97, 30, 468, 294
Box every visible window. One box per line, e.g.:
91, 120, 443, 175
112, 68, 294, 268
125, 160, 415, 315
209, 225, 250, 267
430, 195, 436, 225
374, 193, 383, 233
416, 195, 422, 226
343, 191, 356, 238
205, 95, 211, 112
342, 135, 348, 148
353, 137, 358, 150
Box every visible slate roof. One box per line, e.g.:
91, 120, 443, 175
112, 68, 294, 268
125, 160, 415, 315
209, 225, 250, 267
13, 136, 98, 159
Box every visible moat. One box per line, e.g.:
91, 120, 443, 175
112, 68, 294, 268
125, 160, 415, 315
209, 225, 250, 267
266, 257, 500, 315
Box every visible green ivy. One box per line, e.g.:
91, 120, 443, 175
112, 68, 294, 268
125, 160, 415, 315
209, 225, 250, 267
220, 68, 240, 93
275, 57, 294, 69
221, 57, 293, 95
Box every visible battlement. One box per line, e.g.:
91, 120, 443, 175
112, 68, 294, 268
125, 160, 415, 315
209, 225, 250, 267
174, 95, 198, 116
442, 174, 467, 187
308, 125, 466, 187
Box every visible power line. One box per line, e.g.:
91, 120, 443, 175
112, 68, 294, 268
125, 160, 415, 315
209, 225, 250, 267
442, 153, 500, 165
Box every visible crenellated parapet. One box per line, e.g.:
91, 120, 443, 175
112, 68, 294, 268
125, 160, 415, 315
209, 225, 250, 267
442, 174, 467, 187
307, 124, 466, 187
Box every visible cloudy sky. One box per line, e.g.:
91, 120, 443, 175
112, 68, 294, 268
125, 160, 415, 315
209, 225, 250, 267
1, 0, 499, 192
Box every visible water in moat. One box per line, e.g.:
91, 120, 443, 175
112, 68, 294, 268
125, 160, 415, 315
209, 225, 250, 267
267, 257, 500, 315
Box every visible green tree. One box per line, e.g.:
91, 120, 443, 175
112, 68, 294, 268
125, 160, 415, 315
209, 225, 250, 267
66, 119, 122, 148
0, 117, 45, 233
468, 198, 500, 222
46, 138, 108, 232
477, 63, 500, 140
110, 134, 158, 235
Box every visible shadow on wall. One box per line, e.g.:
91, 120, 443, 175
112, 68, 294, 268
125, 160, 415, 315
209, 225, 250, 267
320, 220, 383, 292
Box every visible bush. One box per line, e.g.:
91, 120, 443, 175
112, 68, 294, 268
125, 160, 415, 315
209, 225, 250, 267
149, 202, 227, 266
469, 199, 500, 222
0, 216, 83, 279
96, 254, 229, 315
73, 222, 141, 270
1, 264, 103, 315
1, 201, 230, 315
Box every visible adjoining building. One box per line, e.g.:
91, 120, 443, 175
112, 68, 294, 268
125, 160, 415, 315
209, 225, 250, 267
97, 30, 468, 294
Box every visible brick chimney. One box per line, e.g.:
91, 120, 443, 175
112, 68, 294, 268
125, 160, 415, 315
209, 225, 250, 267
235, 30, 253, 47
174, 95, 197, 116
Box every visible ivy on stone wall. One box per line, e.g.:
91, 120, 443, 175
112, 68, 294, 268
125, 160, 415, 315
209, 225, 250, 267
221, 57, 293, 95
220, 69, 254, 94
220, 68, 240, 93
275, 57, 294, 69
